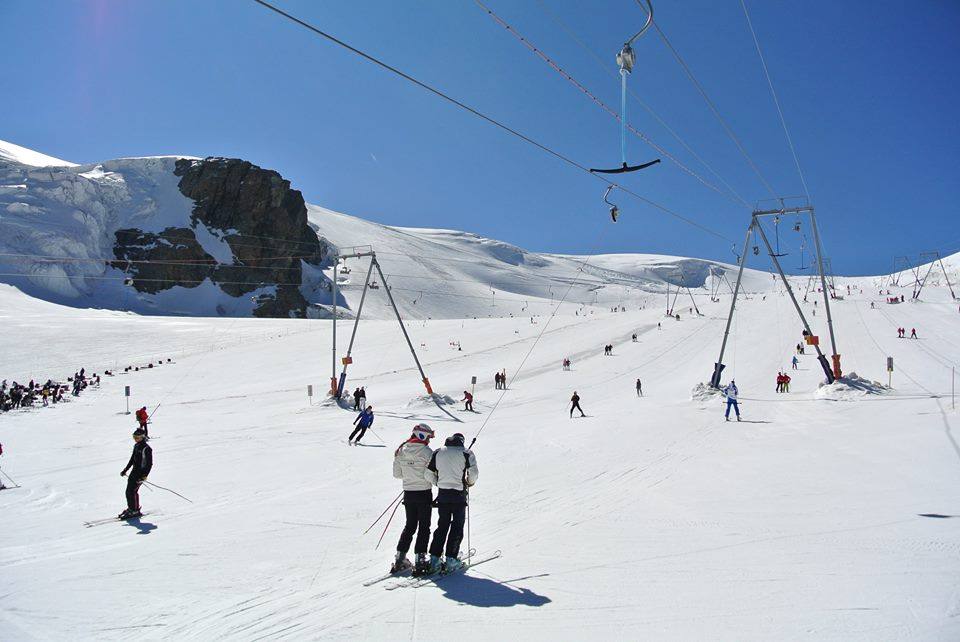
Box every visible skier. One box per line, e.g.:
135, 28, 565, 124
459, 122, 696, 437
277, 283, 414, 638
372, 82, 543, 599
119, 427, 152, 519
783, 373, 791, 393
776, 372, 784, 393
494, 372, 502, 390
461, 390, 473, 412
391, 424, 435, 575
349, 406, 375, 445
425, 432, 478, 573
724, 381, 741, 422
358, 387, 367, 408
632, 333, 638, 342
791, 355, 799, 370
570, 391, 585, 418
910, 328, 917, 339
135, 406, 149, 437
635, 378, 643, 397
352, 388, 361, 411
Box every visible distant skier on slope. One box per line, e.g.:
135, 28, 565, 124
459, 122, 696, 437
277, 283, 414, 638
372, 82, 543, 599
349, 406, 375, 445
791, 355, 799, 370
570, 391, 585, 418
119, 427, 152, 519
135, 406, 149, 437
391, 424, 435, 575
424, 432, 478, 573
910, 328, 917, 339
724, 381, 741, 422
636, 378, 643, 397
461, 391, 473, 412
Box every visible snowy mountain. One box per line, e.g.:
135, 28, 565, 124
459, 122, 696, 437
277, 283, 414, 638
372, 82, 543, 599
1, 140, 769, 320
0, 141, 331, 317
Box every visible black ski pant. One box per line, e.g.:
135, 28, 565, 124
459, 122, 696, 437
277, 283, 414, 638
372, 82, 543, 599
464, 401, 473, 411
397, 491, 433, 555
570, 401, 584, 417
125, 477, 142, 511
429, 502, 466, 558
349, 424, 369, 442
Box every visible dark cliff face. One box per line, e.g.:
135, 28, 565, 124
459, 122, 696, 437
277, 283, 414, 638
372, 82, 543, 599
112, 157, 330, 317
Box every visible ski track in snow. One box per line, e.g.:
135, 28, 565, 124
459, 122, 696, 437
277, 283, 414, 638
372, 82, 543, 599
2, 271, 960, 639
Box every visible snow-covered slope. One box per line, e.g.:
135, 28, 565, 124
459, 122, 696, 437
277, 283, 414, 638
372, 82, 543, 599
0, 140, 77, 167
308, 203, 768, 321
1, 256, 959, 639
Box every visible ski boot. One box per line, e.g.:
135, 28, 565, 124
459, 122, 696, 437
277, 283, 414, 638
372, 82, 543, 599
444, 556, 464, 573
390, 552, 412, 574
427, 554, 443, 575
736, 415, 741, 422
118, 508, 133, 519
413, 553, 430, 576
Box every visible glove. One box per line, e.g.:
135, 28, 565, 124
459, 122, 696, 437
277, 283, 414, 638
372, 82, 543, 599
139, 477, 148, 483
121, 470, 127, 477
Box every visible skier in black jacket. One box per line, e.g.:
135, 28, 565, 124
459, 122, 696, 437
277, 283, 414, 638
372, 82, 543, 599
119, 428, 152, 519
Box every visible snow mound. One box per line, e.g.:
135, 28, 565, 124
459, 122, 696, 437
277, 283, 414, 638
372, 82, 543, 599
405, 393, 456, 408
815, 372, 889, 400
690, 382, 725, 403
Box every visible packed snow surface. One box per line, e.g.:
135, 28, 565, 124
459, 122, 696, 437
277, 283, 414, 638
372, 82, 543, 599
1, 266, 959, 640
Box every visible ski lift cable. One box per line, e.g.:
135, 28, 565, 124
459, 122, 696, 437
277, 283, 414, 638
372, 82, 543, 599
739, 0, 812, 204
250, 0, 735, 245
534, 0, 753, 209
633, 1, 779, 198
475, 0, 743, 205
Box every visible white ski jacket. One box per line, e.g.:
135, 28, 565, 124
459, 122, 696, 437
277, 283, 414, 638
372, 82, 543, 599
724, 384, 739, 401
393, 441, 433, 491
424, 445, 478, 491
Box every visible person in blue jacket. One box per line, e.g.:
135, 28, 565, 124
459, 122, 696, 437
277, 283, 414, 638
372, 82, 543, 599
724, 381, 741, 422
349, 406, 375, 445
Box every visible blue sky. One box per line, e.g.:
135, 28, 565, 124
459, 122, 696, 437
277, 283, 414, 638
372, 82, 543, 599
2, 0, 958, 275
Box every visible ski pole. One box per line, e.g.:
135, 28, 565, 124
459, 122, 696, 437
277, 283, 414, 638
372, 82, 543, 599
0, 466, 20, 488
363, 491, 403, 535
375, 497, 403, 550
142, 481, 193, 503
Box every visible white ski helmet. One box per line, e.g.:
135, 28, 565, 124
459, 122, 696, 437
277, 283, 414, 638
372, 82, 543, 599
412, 424, 434, 441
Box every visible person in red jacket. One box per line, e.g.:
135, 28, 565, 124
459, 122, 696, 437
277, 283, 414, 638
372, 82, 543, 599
461, 391, 473, 412
135, 406, 149, 437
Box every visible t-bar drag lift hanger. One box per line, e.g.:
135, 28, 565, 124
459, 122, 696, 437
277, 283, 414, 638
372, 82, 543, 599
590, 0, 661, 175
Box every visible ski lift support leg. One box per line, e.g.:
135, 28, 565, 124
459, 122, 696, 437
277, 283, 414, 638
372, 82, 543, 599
710, 222, 754, 388
939, 256, 958, 300
371, 257, 434, 397
679, 271, 700, 315
754, 215, 834, 383
336, 257, 376, 396
330, 250, 339, 396
807, 208, 841, 380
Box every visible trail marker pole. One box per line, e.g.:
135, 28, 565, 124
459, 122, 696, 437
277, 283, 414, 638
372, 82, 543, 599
125, 386, 131, 415
887, 357, 893, 388
952, 367, 955, 410
471, 376, 477, 402
307, 384, 313, 406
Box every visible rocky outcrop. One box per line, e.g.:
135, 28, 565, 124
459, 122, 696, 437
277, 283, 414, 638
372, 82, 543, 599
112, 157, 332, 317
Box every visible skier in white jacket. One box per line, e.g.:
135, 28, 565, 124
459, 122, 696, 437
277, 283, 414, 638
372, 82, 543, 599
424, 432, 478, 573
391, 424, 435, 574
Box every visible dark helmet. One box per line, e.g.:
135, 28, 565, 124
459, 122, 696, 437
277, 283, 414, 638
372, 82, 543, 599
445, 432, 465, 447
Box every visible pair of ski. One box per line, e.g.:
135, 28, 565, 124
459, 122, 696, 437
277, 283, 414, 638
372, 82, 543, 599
363, 549, 502, 590
83, 512, 152, 528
